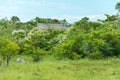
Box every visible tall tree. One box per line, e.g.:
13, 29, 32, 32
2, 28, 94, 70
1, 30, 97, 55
115, 2, 120, 12
115, 2, 120, 19
10, 16, 20, 23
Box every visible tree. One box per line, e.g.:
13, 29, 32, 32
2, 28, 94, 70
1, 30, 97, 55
60, 19, 69, 26
0, 38, 19, 66
10, 16, 20, 23
23, 27, 48, 49
115, 2, 120, 19
115, 2, 120, 12
81, 17, 89, 21
12, 30, 26, 43
104, 14, 117, 21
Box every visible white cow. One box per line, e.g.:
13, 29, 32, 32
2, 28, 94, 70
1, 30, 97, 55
16, 58, 25, 63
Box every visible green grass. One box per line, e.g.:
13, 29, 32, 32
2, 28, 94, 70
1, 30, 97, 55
0, 56, 120, 80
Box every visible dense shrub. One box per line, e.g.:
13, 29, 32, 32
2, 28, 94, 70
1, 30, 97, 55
87, 51, 104, 59
54, 40, 81, 59
32, 48, 46, 62
53, 20, 120, 59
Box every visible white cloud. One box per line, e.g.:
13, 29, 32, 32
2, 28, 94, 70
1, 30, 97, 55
2, 0, 67, 7
0, 5, 19, 18
0, 0, 107, 23
51, 15, 106, 23
88, 15, 106, 21
0, 6, 18, 11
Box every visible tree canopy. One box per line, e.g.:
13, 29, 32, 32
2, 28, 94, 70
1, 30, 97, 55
0, 2, 120, 65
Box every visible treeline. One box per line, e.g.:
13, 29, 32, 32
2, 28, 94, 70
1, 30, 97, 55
0, 2, 120, 66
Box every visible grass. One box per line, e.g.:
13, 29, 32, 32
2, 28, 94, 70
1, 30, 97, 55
0, 56, 120, 80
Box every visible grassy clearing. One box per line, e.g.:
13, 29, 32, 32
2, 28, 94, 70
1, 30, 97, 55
0, 57, 120, 80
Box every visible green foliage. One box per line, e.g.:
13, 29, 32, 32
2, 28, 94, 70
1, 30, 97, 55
22, 44, 35, 54
22, 44, 48, 62
12, 30, 26, 43
32, 48, 46, 62
10, 16, 20, 23
53, 18, 120, 59
0, 38, 19, 66
0, 11, 120, 60
115, 2, 120, 12
23, 27, 49, 49
87, 51, 103, 59
104, 14, 117, 21
27, 17, 69, 26
48, 32, 66, 50
54, 40, 80, 59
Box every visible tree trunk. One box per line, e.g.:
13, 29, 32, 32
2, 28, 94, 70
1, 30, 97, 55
6, 56, 10, 66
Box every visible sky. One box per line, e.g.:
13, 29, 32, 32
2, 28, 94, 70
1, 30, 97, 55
0, 0, 120, 23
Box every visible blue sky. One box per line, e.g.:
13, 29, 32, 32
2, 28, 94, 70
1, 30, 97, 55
0, 0, 119, 23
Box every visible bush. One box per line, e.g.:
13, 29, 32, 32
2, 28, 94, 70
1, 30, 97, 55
53, 40, 81, 60
32, 48, 46, 62
71, 52, 81, 60
87, 51, 103, 59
